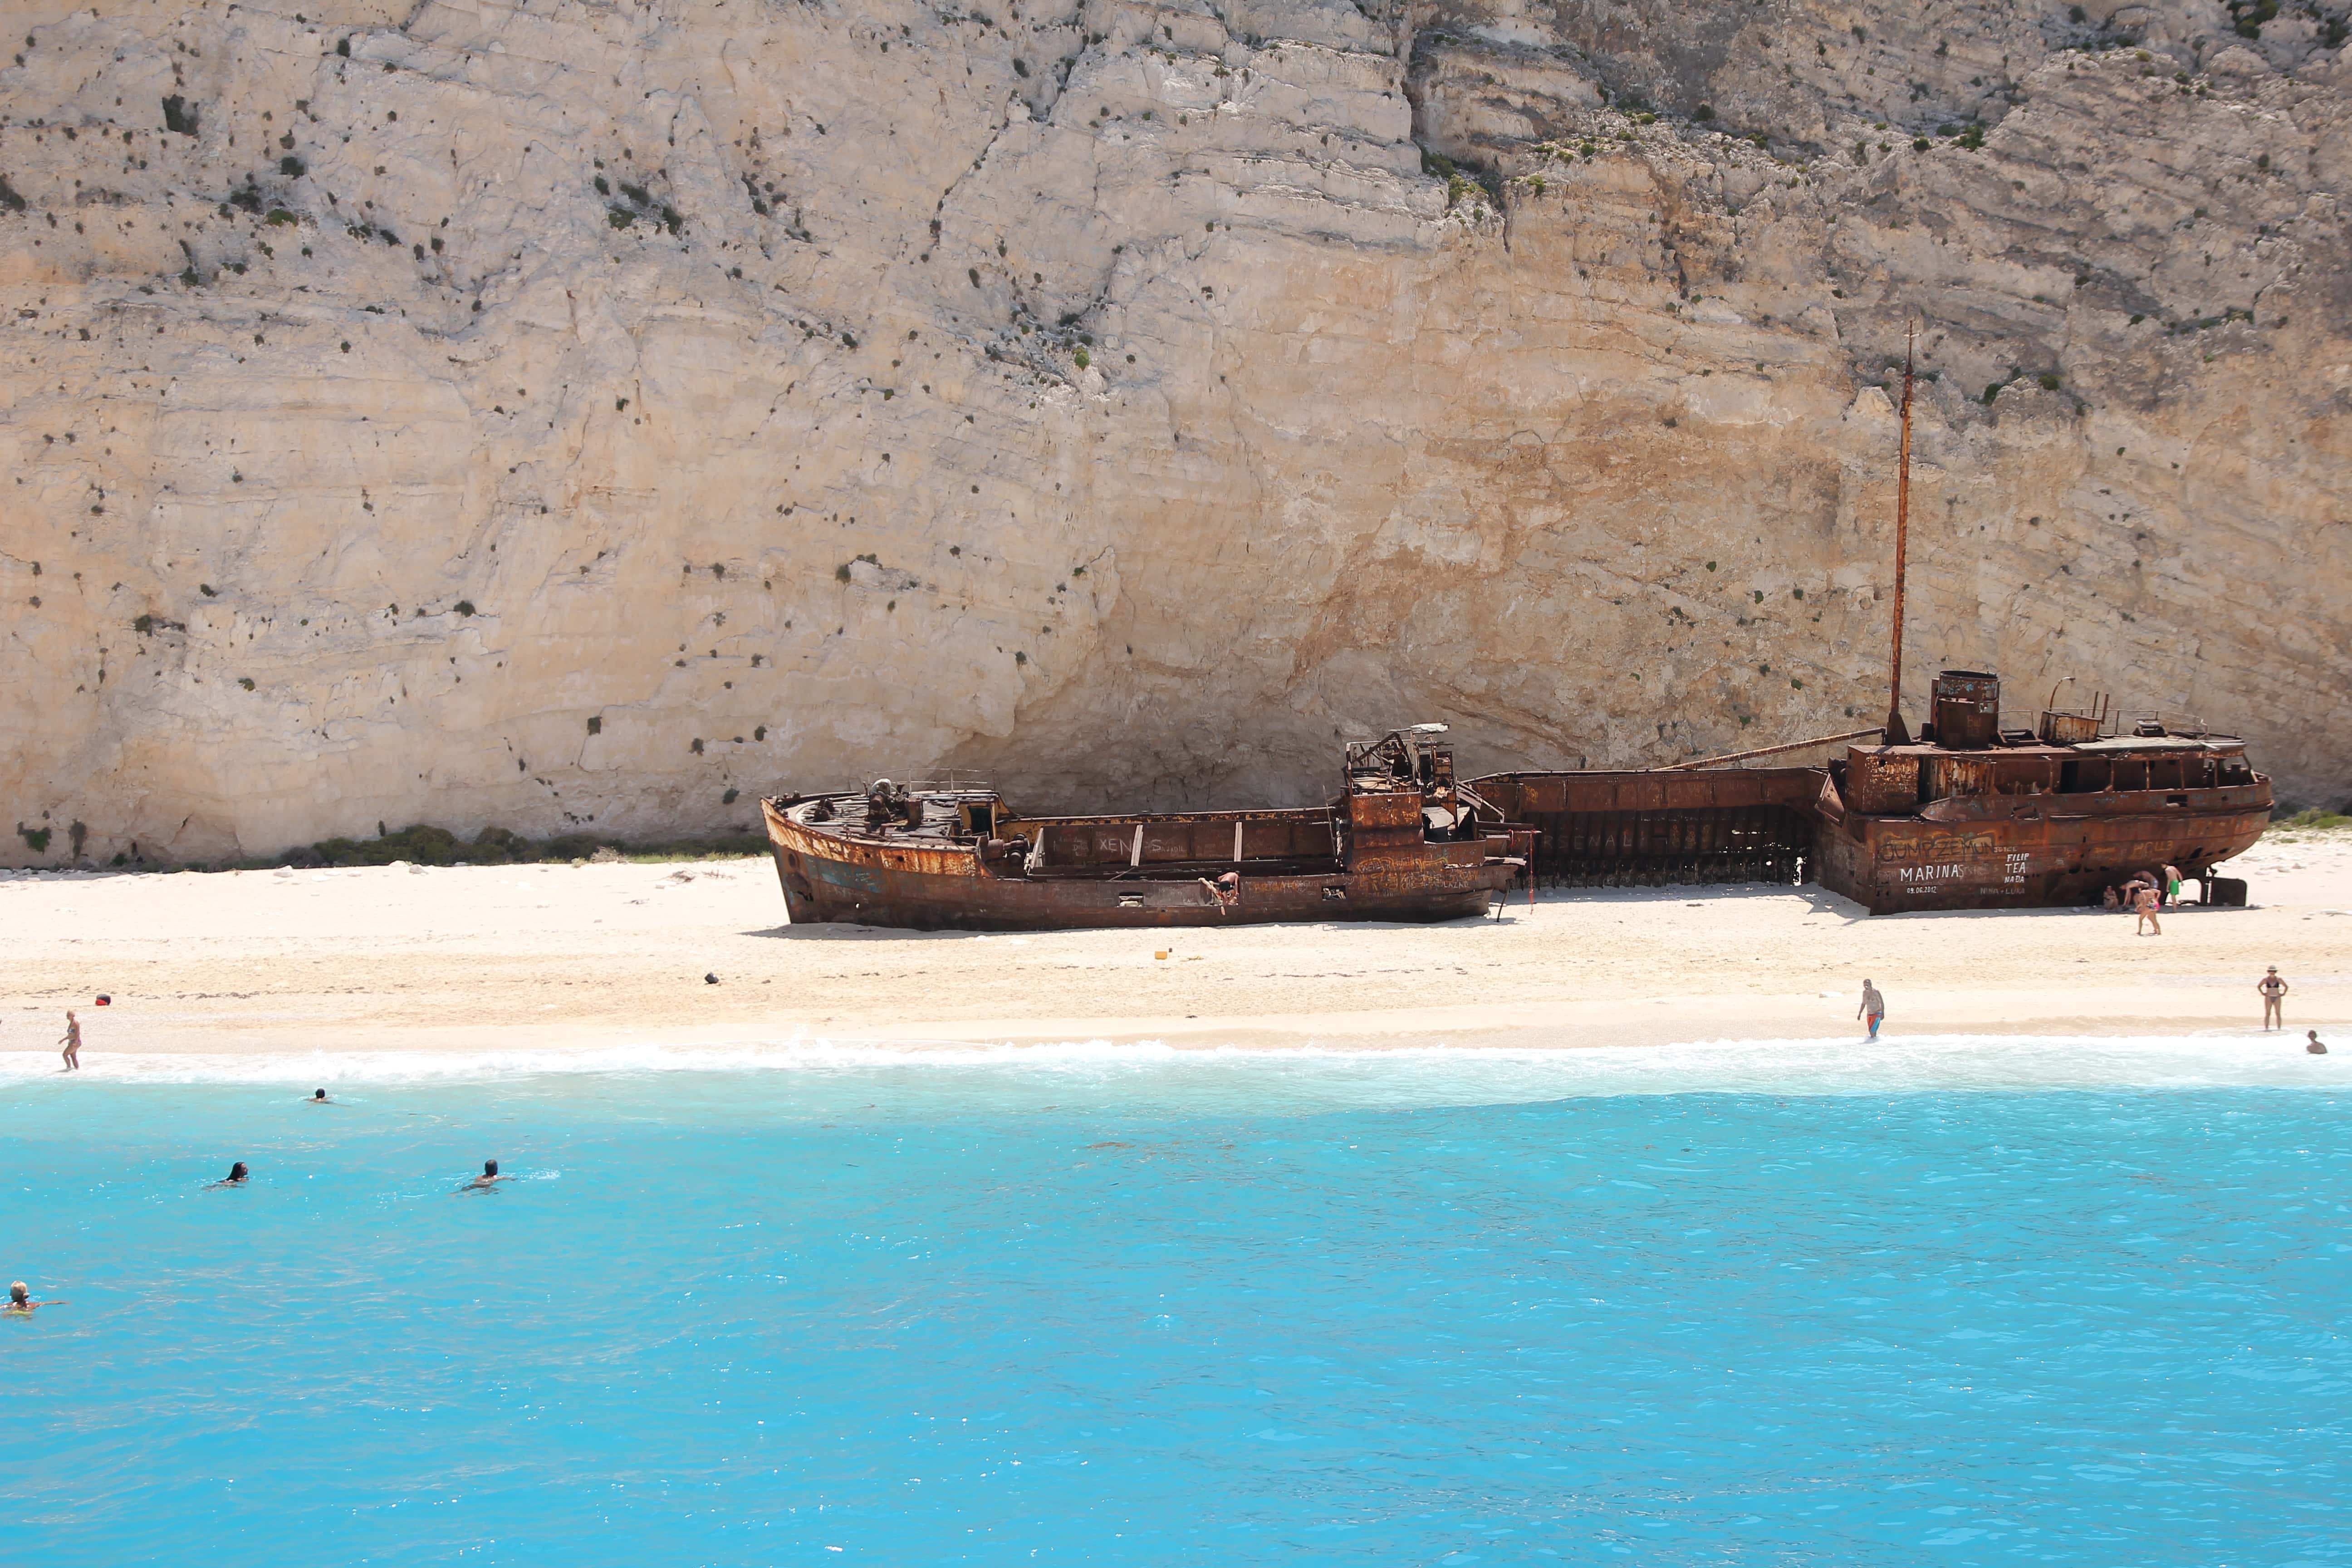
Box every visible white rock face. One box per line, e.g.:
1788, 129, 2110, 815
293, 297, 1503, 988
3, 0, 2347, 864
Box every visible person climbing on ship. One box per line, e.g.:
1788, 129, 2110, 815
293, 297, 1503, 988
2259, 967, 2288, 1030
1857, 980, 1886, 1042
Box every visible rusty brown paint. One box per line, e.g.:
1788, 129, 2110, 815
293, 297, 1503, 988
1468, 715, 2272, 913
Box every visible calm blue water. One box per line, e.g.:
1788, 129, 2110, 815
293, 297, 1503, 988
4, 1039, 2347, 1566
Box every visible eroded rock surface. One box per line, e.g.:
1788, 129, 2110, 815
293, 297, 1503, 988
4, 0, 2347, 863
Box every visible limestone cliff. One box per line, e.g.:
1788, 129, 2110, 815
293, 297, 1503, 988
3, 0, 2347, 865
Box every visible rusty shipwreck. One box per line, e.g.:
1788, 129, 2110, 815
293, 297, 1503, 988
1465, 326, 2272, 913
762, 328, 2270, 930
760, 726, 1525, 931
1469, 668, 2272, 915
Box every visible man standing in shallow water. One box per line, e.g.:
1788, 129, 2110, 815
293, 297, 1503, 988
1858, 980, 1886, 1042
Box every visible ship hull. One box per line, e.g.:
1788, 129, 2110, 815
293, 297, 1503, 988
762, 799, 1514, 931
1814, 786, 2273, 915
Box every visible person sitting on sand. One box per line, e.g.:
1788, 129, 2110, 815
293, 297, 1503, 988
59, 1009, 80, 1073
2101, 884, 2121, 911
209, 1161, 249, 1188
2133, 884, 2162, 936
1858, 980, 1886, 1042
2307, 1030, 2327, 1056
458, 1159, 513, 1192
2259, 968, 2288, 1030
6, 1282, 66, 1315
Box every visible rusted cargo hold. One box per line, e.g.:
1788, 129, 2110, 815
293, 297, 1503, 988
761, 727, 1525, 931
1465, 768, 1819, 888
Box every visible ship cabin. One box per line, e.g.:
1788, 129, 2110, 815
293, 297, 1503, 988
1838, 670, 2263, 817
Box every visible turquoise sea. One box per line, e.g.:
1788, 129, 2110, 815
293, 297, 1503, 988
3, 1034, 2345, 1565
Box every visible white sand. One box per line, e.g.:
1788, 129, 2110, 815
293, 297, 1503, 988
3, 831, 2347, 1061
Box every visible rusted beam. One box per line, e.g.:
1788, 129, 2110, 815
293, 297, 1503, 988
1659, 728, 1886, 771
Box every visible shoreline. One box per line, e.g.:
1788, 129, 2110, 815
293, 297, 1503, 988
4, 831, 2345, 1065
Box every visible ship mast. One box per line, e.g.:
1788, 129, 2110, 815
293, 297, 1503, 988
1884, 323, 1916, 746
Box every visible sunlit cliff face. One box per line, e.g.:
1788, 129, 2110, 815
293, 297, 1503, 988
3, 0, 2346, 863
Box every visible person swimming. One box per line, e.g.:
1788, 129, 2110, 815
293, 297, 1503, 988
458, 1159, 513, 1192
6, 1281, 67, 1315
2308, 1031, 2329, 1056
209, 1161, 250, 1188
308, 1088, 333, 1104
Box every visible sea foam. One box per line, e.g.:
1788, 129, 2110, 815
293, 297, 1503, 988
0, 1029, 2336, 1109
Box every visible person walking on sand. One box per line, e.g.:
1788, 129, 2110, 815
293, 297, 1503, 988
2307, 1030, 2328, 1056
2133, 884, 2162, 936
58, 1009, 80, 1073
2162, 864, 2184, 907
2259, 967, 2288, 1030
1858, 980, 1886, 1042
7, 1282, 67, 1316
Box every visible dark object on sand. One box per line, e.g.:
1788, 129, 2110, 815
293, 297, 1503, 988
94, 994, 111, 1006
762, 727, 1526, 931
704, 972, 720, 985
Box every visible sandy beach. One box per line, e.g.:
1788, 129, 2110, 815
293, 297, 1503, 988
4, 829, 2347, 1063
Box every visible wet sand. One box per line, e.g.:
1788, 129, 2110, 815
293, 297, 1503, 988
3, 831, 2347, 1060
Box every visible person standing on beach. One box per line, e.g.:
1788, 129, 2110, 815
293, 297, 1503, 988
1858, 980, 1886, 1042
2162, 864, 2184, 907
2133, 884, 2162, 936
58, 1009, 80, 1072
2259, 968, 2288, 1030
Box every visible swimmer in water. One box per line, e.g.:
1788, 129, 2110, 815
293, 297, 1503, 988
2308, 1031, 2328, 1056
7, 1282, 67, 1315
307, 1088, 333, 1104
458, 1159, 513, 1192
209, 1161, 250, 1188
